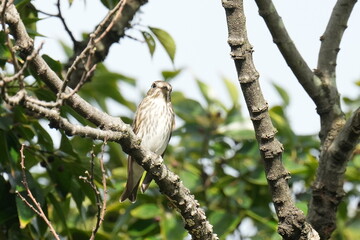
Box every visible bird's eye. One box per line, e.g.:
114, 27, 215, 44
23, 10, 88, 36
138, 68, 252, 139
151, 83, 156, 88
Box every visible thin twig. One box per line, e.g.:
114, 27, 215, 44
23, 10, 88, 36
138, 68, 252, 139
1, 42, 45, 84
94, 0, 125, 44
59, 0, 124, 96
62, 64, 97, 100
56, 0, 77, 45
80, 141, 108, 240
17, 144, 61, 240
1, 0, 21, 74
89, 139, 108, 240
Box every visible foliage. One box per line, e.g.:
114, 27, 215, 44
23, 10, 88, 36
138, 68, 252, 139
0, 1, 359, 240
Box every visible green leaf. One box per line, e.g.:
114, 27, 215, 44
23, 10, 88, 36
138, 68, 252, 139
15, 192, 35, 228
273, 82, 290, 106
60, 40, 73, 58
223, 78, 239, 105
161, 69, 182, 81
100, 0, 120, 9
173, 98, 206, 123
142, 31, 156, 57
0, 176, 17, 225
180, 164, 201, 191
245, 210, 277, 230
60, 132, 77, 157
15, 170, 45, 229
128, 219, 159, 237
209, 210, 242, 237
42, 54, 62, 77
33, 122, 54, 151
160, 212, 186, 239
0, 130, 11, 165
48, 193, 71, 237
149, 27, 176, 63
15, 0, 31, 9
197, 79, 215, 104
81, 64, 136, 111
131, 203, 161, 219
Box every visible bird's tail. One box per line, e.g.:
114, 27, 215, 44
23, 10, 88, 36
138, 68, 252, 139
120, 156, 144, 202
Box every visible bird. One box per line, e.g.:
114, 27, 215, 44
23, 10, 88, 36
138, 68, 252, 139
120, 80, 175, 202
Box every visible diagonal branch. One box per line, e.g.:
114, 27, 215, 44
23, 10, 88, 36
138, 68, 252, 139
222, 1, 319, 239
4, 3, 217, 239
253, 0, 323, 107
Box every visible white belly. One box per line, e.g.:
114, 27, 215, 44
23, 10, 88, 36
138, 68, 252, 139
136, 98, 173, 155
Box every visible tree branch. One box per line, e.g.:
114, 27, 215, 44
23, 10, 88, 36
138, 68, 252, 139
222, 1, 319, 239
4, 3, 218, 239
307, 107, 360, 239
315, 0, 357, 146
317, 0, 357, 80
253, 0, 323, 107
253, 0, 357, 147
66, 0, 148, 88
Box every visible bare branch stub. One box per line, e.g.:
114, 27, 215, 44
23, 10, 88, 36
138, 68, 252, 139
222, 0, 319, 239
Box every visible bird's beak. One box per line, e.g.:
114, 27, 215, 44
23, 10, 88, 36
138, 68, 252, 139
161, 86, 171, 93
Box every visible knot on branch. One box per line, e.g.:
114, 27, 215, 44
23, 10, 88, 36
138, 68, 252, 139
278, 207, 307, 240
250, 103, 269, 121
311, 183, 345, 205
260, 139, 284, 159
230, 50, 245, 60
238, 71, 258, 84
260, 128, 278, 140
228, 37, 245, 47
352, 110, 360, 133
221, 0, 239, 9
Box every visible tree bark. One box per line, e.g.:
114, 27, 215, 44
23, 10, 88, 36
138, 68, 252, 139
221, 1, 319, 239
253, 0, 359, 238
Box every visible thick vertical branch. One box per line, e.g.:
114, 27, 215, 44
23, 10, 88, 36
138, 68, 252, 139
253, 0, 358, 238
308, 108, 360, 239
221, 1, 319, 239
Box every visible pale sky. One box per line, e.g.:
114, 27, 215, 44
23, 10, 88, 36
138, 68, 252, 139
33, 0, 360, 135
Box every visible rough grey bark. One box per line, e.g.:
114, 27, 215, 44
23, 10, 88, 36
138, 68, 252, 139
4, 3, 218, 239
253, 0, 359, 239
308, 107, 360, 239
222, 1, 319, 239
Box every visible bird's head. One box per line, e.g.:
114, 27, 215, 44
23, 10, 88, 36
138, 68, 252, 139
146, 80, 173, 102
